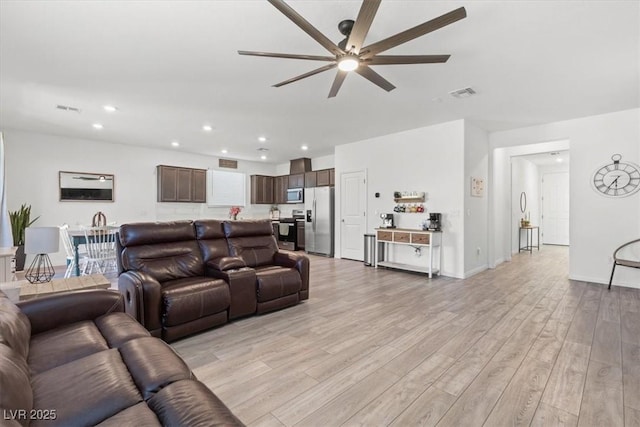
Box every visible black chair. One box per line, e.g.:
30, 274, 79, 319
609, 238, 640, 289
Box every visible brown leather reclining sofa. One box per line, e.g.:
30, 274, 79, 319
117, 219, 309, 342
0, 289, 243, 426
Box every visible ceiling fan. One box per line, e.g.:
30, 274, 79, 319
239, 0, 466, 98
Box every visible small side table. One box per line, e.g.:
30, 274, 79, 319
519, 226, 540, 253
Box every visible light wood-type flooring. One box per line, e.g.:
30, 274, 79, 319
171, 246, 640, 427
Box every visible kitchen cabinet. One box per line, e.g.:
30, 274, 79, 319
288, 173, 304, 189
192, 169, 207, 203
274, 175, 288, 204
157, 165, 206, 203
308, 168, 335, 187
250, 175, 274, 204
304, 171, 316, 188
316, 169, 330, 186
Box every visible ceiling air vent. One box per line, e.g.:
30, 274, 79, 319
449, 87, 477, 99
56, 104, 81, 113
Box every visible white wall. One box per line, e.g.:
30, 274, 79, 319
490, 108, 640, 288
511, 158, 540, 253
463, 122, 489, 277
335, 120, 466, 278
2, 129, 277, 265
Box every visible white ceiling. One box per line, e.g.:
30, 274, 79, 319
1, 1, 638, 164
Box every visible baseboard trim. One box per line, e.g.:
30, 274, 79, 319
464, 265, 489, 278
569, 274, 640, 290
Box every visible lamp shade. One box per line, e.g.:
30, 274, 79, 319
24, 227, 60, 254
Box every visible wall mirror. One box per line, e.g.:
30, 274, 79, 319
520, 191, 527, 213
59, 171, 114, 202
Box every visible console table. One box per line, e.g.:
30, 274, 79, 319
375, 228, 442, 278
0, 274, 111, 302
519, 225, 540, 253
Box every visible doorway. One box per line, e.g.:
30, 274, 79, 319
340, 170, 367, 261
510, 150, 570, 253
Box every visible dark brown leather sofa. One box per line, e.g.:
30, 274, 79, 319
0, 289, 242, 427
117, 219, 309, 342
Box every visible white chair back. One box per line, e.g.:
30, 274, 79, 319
82, 226, 117, 275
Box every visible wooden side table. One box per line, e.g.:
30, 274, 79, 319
0, 274, 111, 302
519, 226, 540, 253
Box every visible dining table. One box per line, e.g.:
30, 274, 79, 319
68, 226, 119, 276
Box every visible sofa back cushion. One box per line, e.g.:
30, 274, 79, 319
119, 221, 204, 282
223, 220, 278, 267
194, 220, 230, 263
0, 291, 30, 359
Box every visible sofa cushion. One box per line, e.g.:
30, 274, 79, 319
94, 312, 151, 348
194, 219, 225, 240
147, 380, 243, 427
222, 219, 274, 238
28, 320, 108, 375
255, 266, 302, 302
119, 220, 196, 247
30, 349, 142, 427
119, 337, 192, 400
95, 403, 162, 426
0, 292, 31, 359
162, 278, 230, 327
0, 344, 33, 427
227, 235, 279, 267
121, 240, 205, 282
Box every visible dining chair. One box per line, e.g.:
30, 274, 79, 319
81, 225, 117, 275
609, 238, 640, 289
59, 224, 87, 278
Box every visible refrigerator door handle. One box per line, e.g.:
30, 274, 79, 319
313, 198, 317, 233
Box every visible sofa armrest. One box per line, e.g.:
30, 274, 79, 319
118, 271, 163, 337
18, 289, 124, 335
274, 251, 310, 299
206, 267, 257, 319
207, 256, 246, 271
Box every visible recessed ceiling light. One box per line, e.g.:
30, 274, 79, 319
301, 145, 308, 151
221, 149, 228, 154
92, 123, 103, 129
203, 125, 213, 132
103, 105, 118, 112
258, 136, 267, 142
171, 141, 180, 147
556, 158, 563, 163
260, 155, 267, 160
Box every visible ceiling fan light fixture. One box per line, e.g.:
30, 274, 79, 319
338, 56, 359, 72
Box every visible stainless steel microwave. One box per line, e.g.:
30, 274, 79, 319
286, 188, 304, 203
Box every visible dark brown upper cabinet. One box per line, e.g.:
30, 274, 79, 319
250, 175, 274, 204
157, 165, 207, 203
288, 173, 305, 189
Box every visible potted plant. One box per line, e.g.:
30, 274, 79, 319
9, 203, 40, 271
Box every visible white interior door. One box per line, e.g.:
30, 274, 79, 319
542, 172, 570, 245
340, 170, 366, 261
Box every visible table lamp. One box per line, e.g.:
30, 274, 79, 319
24, 227, 60, 284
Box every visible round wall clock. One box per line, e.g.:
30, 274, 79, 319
592, 154, 640, 198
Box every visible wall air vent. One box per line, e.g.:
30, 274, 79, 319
56, 104, 81, 113
449, 87, 477, 99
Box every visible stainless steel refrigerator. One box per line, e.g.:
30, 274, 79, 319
304, 187, 334, 257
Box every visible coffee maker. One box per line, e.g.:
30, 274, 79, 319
428, 213, 441, 231
380, 213, 395, 228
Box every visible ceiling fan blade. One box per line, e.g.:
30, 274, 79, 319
328, 70, 348, 98
366, 54, 450, 65
268, 0, 344, 56
346, 0, 381, 54
238, 50, 335, 62
273, 63, 337, 88
354, 66, 396, 92
360, 7, 466, 58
